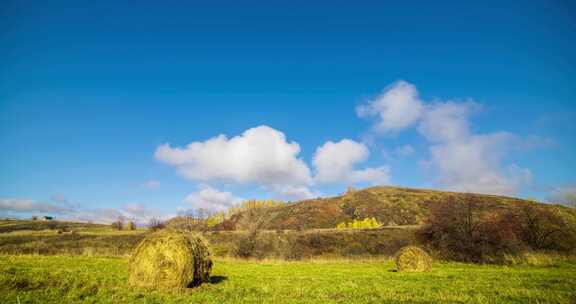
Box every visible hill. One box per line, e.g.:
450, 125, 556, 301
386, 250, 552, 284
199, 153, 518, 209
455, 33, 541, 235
218, 186, 576, 230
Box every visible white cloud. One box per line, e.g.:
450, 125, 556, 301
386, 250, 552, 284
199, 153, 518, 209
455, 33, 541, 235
142, 179, 160, 190
0, 197, 168, 225
155, 125, 311, 187
417, 101, 531, 195
121, 203, 168, 224
270, 185, 317, 201
63, 203, 171, 225
64, 208, 124, 224
425, 133, 531, 195
313, 139, 390, 185
184, 185, 243, 212
356, 80, 424, 133
0, 198, 72, 214
359, 80, 534, 196
418, 101, 479, 143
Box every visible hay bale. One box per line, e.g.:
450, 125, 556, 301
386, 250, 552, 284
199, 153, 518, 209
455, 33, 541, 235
394, 246, 432, 272
128, 230, 212, 289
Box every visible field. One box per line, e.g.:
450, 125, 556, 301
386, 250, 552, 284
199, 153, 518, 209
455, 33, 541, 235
1, 206, 575, 304
0, 220, 415, 258
1, 255, 575, 304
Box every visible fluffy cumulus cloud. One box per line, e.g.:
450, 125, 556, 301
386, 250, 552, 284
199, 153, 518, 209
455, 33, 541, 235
424, 133, 532, 195
155, 126, 311, 187
156, 126, 390, 205
356, 80, 424, 133
361, 80, 533, 196
313, 139, 390, 185
418, 100, 532, 195
184, 185, 243, 212
418, 101, 479, 143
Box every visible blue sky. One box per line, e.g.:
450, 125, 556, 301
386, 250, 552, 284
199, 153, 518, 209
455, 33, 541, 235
1, 0, 575, 223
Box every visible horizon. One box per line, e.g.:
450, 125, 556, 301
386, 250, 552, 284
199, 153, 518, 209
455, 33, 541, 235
1, 0, 575, 224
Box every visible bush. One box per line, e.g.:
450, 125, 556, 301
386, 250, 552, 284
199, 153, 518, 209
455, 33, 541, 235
395, 246, 432, 272
418, 196, 576, 263
234, 230, 259, 258
417, 196, 523, 263
127, 221, 136, 231
128, 230, 212, 289
511, 204, 576, 252
335, 217, 381, 229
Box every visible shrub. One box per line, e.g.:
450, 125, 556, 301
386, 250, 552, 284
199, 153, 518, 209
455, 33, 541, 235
417, 196, 576, 263
335, 217, 381, 229
394, 246, 432, 272
128, 230, 212, 289
417, 196, 523, 263
234, 230, 259, 258
511, 204, 576, 252
127, 221, 136, 231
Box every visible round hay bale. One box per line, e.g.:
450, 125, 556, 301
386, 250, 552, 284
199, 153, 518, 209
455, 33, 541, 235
394, 246, 432, 272
128, 230, 212, 289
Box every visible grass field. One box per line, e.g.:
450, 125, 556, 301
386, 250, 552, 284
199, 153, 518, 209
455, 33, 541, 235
1, 255, 575, 304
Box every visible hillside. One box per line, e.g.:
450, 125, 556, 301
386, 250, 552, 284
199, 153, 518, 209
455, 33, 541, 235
219, 186, 576, 230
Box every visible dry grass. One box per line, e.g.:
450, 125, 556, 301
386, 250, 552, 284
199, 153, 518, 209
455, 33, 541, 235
504, 252, 576, 266
128, 230, 212, 289
394, 246, 432, 272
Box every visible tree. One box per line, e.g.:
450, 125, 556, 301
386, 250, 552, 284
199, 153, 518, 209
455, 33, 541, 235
111, 217, 124, 230
233, 200, 282, 258
127, 221, 136, 231
148, 218, 165, 231
512, 204, 575, 251
335, 217, 381, 229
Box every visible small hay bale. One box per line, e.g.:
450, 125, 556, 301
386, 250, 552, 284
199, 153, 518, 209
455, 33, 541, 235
394, 246, 432, 272
128, 230, 212, 289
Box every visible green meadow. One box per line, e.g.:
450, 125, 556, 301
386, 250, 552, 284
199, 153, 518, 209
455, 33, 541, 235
1, 255, 575, 304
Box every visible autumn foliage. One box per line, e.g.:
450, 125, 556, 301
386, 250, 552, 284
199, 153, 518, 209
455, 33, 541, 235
418, 195, 576, 263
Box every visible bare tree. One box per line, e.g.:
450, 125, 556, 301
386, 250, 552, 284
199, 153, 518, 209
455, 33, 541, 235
148, 218, 165, 231
111, 216, 124, 230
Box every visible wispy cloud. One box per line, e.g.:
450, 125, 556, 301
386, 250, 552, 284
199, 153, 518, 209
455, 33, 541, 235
0, 198, 73, 214
142, 179, 160, 190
